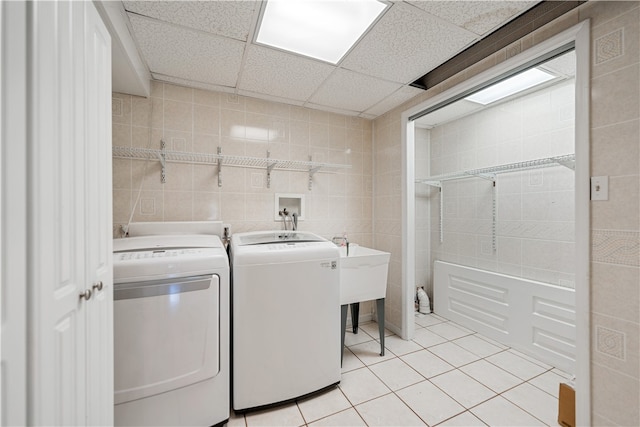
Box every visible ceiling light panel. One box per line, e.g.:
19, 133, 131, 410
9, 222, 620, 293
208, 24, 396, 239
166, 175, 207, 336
255, 0, 387, 64
465, 68, 556, 105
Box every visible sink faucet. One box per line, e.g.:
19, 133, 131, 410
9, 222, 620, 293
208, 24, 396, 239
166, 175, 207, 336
332, 235, 349, 256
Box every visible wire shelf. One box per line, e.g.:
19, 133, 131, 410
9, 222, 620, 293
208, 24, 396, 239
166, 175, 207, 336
112, 145, 351, 189
416, 154, 575, 187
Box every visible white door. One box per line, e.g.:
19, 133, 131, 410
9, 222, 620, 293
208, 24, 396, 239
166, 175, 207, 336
28, 1, 113, 425
84, 2, 114, 425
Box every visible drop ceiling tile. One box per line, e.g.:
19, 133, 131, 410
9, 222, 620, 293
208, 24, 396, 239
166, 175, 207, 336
305, 102, 359, 118
414, 100, 484, 128
129, 14, 245, 88
541, 50, 576, 77
364, 85, 424, 117
151, 73, 236, 95
237, 89, 305, 107
123, 0, 258, 41
239, 45, 335, 103
309, 69, 402, 113
409, 1, 538, 36
340, 2, 477, 84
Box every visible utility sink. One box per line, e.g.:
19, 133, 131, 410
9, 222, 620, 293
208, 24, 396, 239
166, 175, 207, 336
338, 244, 390, 305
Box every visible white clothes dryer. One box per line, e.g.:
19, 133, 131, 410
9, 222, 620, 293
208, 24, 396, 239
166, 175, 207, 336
113, 222, 229, 426
230, 231, 341, 411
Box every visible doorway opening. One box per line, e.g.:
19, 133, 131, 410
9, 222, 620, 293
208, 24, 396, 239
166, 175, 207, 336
401, 21, 590, 423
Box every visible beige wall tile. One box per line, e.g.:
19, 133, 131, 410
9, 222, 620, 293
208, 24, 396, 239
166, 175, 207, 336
591, 263, 640, 322
591, 64, 640, 129
221, 108, 246, 138
112, 159, 131, 190
193, 133, 219, 155
164, 191, 193, 221
310, 123, 329, 149
591, 119, 640, 177
220, 136, 246, 157
220, 193, 246, 221
592, 305, 640, 378
193, 104, 220, 136
164, 100, 193, 132
164, 129, 192, 152
193, 164, 219, 192
290, 120, 310, 146
309, 108, 328, 124
591, 6, 639, 79
328, 126, 346, 150
131, 190, 164, 222
164, 83, 193, 103
591, 175, 640, 230
579, 0, 639, 28
131, 160, 163, 191
112, 93, 131, 125
164, 163, 193, 191
113, 123, 131, 147
113, 189, 132, 223
290, 106, 309, 122
591, 362, 640, 426
132, 96, 162, 129
193, 88, 220, 107
220, 167, 246, 193
193, 192, 220, 220
245, 193, 273, 221
220, 93, 245, 112
150, 80, 163, 98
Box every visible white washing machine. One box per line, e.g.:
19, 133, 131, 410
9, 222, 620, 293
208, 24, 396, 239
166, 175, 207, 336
231, 231, 341, 411
113, 222, 229, 426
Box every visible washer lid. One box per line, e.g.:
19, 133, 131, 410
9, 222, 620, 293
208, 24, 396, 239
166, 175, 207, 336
113, 235, 227, 282
113, 234, 223, 253
233, 231, 326, 246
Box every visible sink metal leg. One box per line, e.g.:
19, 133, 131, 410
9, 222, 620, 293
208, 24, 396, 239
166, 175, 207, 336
341, 304, 348, 366
376, 298, 385, 356
350, 302, 360, 333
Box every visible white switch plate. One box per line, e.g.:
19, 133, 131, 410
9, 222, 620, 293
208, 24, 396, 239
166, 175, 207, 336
591, 176, 609, 201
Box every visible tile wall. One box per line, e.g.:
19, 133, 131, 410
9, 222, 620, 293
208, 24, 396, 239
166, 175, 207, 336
112, 82, 376, 316
421, 80, 576, 293
375, 1, 640, 424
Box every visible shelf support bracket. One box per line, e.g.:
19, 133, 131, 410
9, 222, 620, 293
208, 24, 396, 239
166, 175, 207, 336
158, 139, 166, 183
217, 147, 222, 187
308, 155, 321, 191
266, 151, 275, 189
492, 180, 497, 252
439, 186, 444, 244
554, 156, 575, 170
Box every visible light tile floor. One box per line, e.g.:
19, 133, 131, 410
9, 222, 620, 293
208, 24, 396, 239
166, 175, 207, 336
228, 313, 571, 427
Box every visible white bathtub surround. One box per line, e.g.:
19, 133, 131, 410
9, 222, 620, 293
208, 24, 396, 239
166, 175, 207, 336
434, 261, 576, 373
417, 78, 576, 296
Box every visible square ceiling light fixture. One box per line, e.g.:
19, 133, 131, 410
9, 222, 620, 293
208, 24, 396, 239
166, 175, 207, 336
465, 68, 556, 105
255, 0, 387, 64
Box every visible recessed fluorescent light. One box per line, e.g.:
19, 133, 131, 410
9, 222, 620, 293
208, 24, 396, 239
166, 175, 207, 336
465, 68, 556, 105
255, 0, 387, 64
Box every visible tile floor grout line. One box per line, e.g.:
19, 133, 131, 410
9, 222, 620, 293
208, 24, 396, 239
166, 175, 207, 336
239, 317, 565, 427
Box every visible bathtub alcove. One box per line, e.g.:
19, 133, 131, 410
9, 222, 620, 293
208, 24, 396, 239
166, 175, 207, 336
413, 48, 578, 374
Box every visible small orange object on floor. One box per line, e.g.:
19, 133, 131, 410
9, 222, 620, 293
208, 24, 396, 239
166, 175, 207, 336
558, 382, 575, 427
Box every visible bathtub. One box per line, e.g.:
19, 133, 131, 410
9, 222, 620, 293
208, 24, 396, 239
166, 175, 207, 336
434, 260, 576, 374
